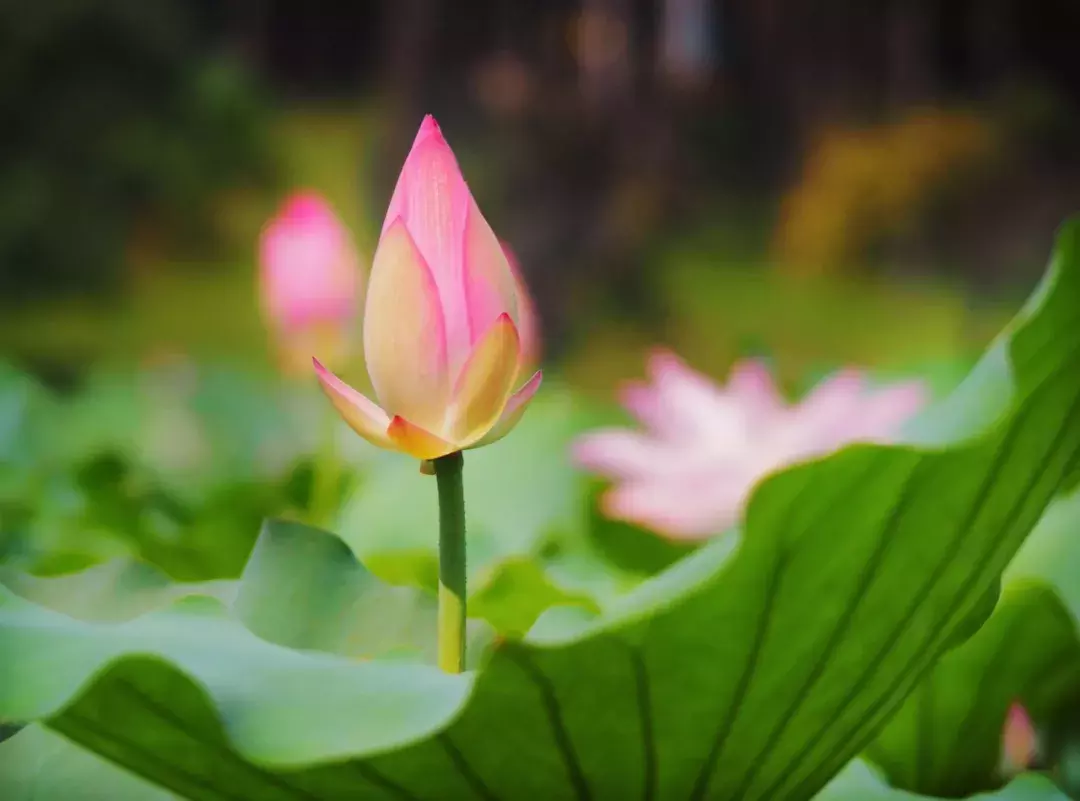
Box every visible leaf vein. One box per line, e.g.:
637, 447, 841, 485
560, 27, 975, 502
731, 461, 925, 798
628, 643, 657, 801
506, 646, 592, 801
687, 544, 788, 801
118, 679, 328, 801
438, 733, 503, 801
53, 713, 243, 801
345, 762, 425, 801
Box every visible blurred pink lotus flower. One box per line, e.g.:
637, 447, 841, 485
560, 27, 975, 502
259, 191, 363, 374
1000, 702, 1039, 776
573, 350, 927, 539
314, 116, 542, 461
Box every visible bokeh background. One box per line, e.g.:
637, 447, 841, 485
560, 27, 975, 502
4, 0, 1080, 391
4, 0, 1080, 575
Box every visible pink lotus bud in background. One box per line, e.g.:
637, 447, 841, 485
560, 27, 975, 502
573, 350, 926, 539
314, 116, 542, 461
259, 191, 363, 374
1000, 702, 1039, 777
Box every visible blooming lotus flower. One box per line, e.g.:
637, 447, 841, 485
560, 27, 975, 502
573, 350, 926, 539
259, 191, 363, 374
1001, 702, 1039, 776
314, 116, 542, 461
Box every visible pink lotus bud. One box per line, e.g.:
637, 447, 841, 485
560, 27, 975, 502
1001, 702, 1039, 776
259, 191, 363, 374
500, 242, 542, 372
313, 116, 542, 461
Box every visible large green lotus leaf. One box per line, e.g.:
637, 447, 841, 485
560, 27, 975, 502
866, 490, 1080, 796
0, 725, 176, 800
817, 760, 1069, 800
0, 223, 1079, 800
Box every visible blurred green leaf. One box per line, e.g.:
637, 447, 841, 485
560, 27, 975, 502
5, 363, 334, 581
0, 363, 54, 467
1008, 491, 1080, 618
0, 558, 234, 623
867, 490, 1080, 797
1044, 691, 1080, 799
469, 556, 599, 637
817, 760, 1068, 800
867, 583, 1080, 796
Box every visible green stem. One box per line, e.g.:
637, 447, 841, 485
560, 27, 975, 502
433, 451, 466, 673
308, 410, 341, 528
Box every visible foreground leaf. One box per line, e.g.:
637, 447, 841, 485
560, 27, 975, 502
1, 222, 1079, 799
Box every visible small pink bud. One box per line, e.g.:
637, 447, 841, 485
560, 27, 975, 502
1001, 702, 1039, 776
259, 191, 363, 374
312, 117, 542, 461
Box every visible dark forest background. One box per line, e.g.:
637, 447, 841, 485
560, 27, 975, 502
3, 0, 1079, 368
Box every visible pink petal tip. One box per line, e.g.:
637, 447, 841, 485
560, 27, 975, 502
414, 114, 445, 146
280, 191, 333, 223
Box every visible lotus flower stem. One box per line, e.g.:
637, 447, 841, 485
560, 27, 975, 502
433, 451, 466, 672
